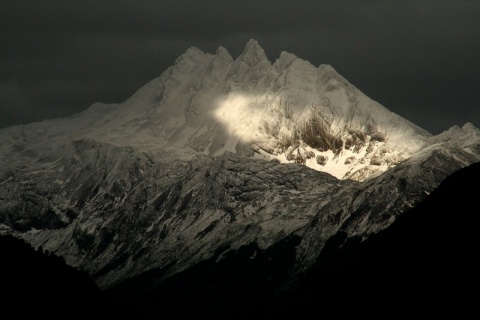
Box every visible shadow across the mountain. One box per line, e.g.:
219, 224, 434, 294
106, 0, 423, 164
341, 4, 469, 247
279, 161, 480, 318
101, 161, 480, 319
0, 235, 114, 319
104, 235, 301, 320
3, 159, 478, 319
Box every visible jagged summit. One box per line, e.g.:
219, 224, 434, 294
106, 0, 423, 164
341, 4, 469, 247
426, 122, 480, 152
462, 122, 478, 131
241, 39, 269, 62
1, 39, 471, 181
275, 51, 298, 69
317, 63, 349, 83
245, 38, 260, 47
214, 46, 232, 59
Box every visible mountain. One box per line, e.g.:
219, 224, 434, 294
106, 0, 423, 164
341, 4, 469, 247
0, 39, 430, 181
0, 39, 479, 318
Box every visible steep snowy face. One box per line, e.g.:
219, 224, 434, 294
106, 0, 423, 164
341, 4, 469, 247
0, 39, 431, 181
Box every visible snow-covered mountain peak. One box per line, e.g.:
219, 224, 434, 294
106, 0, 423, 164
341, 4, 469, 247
462, 122, 479, 131
180, 46, 205, 59
317, 63, 350, 86
206, 46, 233, 75
236, 38, 271, 67
0, 39, 444, 181
426, 122, 480, 153
170, 46, 208, 76
274, 51, 298, 70
214, 46, 232, 60
318, 63, 338, 73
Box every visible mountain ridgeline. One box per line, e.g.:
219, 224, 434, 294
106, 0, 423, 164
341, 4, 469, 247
0, 39, 431, 181
0, 40, 479, 318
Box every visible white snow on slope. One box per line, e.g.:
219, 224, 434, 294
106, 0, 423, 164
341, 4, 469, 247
0, 39, 435, 181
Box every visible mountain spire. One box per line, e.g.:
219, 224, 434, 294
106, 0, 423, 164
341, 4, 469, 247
237, 39, 270, 67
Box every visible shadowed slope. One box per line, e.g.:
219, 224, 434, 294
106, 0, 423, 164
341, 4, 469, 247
0, 235, 107, 318
99, 161, 480, 319
286, 161, 480, 318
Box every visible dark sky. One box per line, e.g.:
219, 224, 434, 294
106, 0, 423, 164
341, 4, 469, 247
1, 0, 479, 134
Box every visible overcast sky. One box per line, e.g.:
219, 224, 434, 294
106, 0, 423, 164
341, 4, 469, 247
1, 0, 479, 134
